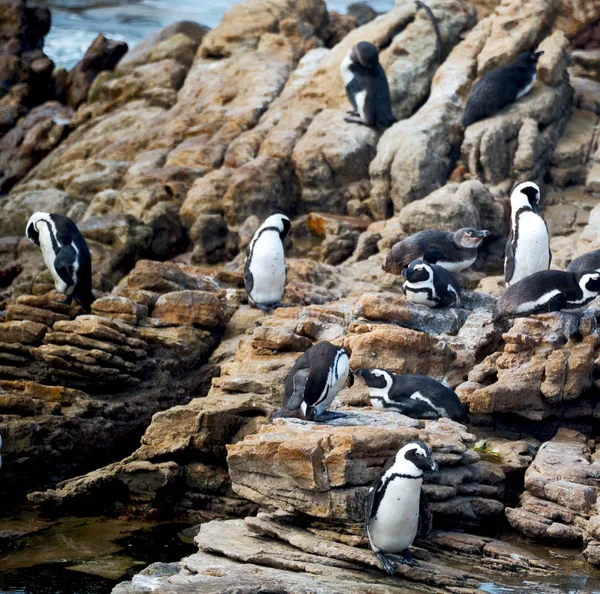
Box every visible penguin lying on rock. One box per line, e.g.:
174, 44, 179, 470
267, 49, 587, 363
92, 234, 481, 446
244, 213, 291, 312
356, 368, 466, 421
492, 270, 600, 322
340, 41, 396, 128
462, 51, 544, 127
26, 212, 95, 312
402, 260, 461, 308
273, 341, 350, 422
384, 228, 490, 275
567, 249, 600, 275
505, 181, 550, 287
364, 441, 437, 574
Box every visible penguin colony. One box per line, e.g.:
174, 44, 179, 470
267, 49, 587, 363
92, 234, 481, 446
20, 12, 600, 579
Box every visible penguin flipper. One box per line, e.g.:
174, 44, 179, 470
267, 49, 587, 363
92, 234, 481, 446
422, 246, 447, 264
504, 230, 515, 285
54, 245, 77, 290
418, 490, 433, 538
287, 367, 310, 411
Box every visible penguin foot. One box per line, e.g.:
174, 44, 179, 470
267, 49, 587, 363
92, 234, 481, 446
389, 550, 420, 567
253, 303, 273, 312
313, 411, 347, 423
344, 117, 370, 127
346, 109, 359, 116
63, 295, 73, 305
377, 553, 397, 576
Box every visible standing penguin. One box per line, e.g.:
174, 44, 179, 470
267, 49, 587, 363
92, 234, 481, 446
273, 341, 350, 422
364, 441, 438, 574
356, 368, 466, 422
492, 270, 600, 322
462, 51, 544, 127
340, 41, 396, 128
384, 228, 490, 275
505, 182, 550, 287
402, 259, 461, 308
244, 213, 291, 312
25, 212, 94, 312
567, 249, 600, 275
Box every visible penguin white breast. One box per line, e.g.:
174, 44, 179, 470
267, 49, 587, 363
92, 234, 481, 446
314, 350, 349, 415
403, 280, 437, 307
369, 476, 422, 553
438, 256, 476, 273
38, 224, 69, 294
410, 391, 447, 417
509, 211, 550, 286
515, 289, 561, 314
247, 230, 286, 306
516, 73, 536, 100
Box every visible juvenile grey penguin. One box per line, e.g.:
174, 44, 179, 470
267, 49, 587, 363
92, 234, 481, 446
26, 212, 94, 312
340, 41, 396, 128
364, 441, 438, 574
402, 260, 461, 308
356, 368, 466, 422
505, 182, 550, 287
462, 51, 544, 127
384, 228, 490, 275
567, 249, 600, 275
244, 213, 291, 311
492, 270, 600, 322
273, 341, 350, 422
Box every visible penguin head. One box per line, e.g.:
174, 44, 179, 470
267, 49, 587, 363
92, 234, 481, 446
514, 51, 544, 66
510, 182, 541, 213
396, 441, 438, 473
350, 41, 380, 70
259, 213, 291, 241
355, 368, 393, 389
455, 228, 491, 248
577, 272, 600, 295
25, 212, 51, 246
402, 259, 433, 283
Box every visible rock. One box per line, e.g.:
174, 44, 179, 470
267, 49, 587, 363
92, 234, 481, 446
571, 75, 600, 115
347, 2, 378, 26
537, 31, 570, 86
152, 291, 226, 329
65, 34, 128, 108
325, 11, 358, 47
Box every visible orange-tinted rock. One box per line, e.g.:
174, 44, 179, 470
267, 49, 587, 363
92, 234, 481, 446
152, 291, 226, 329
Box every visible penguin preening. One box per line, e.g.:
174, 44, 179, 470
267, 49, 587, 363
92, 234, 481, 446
25, 212, 94, 312
340, 41, 396, 129
383, 228, 490, 275
364, 441, 437, 574
244, 213, 291, 312
492, 270, 600, 322
356, 368, 466, 422
273, 341, 350, 422
462, 51, 544, 127
402, 259, 461, 308
567, 249, 600, 275
505, 182, 550, 287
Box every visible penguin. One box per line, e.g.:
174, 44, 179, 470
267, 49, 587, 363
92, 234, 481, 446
402, 259, 461, 308
0, 435, 3, 470
340, 41, 397, 129
505, 182, 551, 287
244, 213, 291, 312
364, 441, 438, 574
383, 228, 490, 275
273, 341, 350, 422
356, 368, 466, 422
25, 212, 95, 312
492, 269, 600, 322
567, 249, 600, 275
462, 51, 544, 127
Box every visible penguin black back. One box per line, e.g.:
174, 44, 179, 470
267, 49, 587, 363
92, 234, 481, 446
463, 51, 544, 127
567, 249, 600, 275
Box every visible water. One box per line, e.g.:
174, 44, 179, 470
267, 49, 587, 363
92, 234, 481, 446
31, 0, 396, 70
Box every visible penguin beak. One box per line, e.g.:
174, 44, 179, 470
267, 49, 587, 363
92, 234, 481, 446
429, 459, 438, 472
475, 230, 491, 238
533, 51, 544, 61
355, 369, 364, 377
401, 268, 408, 278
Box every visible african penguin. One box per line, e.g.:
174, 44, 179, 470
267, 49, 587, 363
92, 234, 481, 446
383, 228, 490, 275
567, 249, 600, 275
364, 441, 437, 574
26, 212, 94, 312
402, 259, 461, 308
492, 269, 600, 322
273, 341, 350, 422
505, 182, 550, 287
462, 51, 544, 127
0, 435, 2, 470
340, 41, 396, 129
244, 213, 291, 312
356, 368, 466, 422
